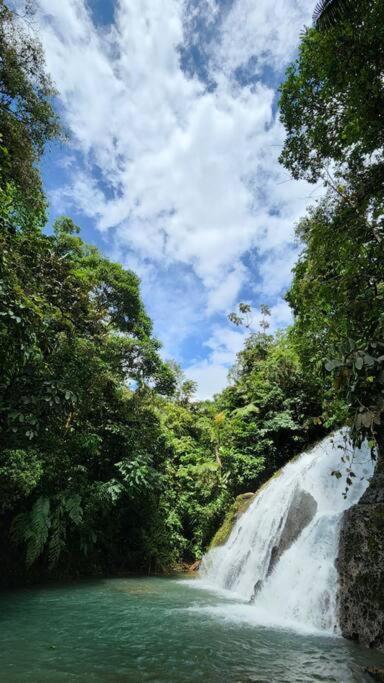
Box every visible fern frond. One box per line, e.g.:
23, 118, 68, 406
27, 497, 51, 566
48, 513, 66, 569
12, 497, 51, 567
11, 512, 30, 543
12, 493, 84, 569
62, 494, 83, 525
47, 494, 83, 568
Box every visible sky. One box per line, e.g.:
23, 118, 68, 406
24, 0, 319, 398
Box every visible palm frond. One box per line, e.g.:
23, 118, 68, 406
313, 0, 352, 29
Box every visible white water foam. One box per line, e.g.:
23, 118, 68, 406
198, 430, 373, 635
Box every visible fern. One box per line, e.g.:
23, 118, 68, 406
62, 494, 83, 525
48, 494, 83, 568
12, 493, 84, 569
48, 510, 66, 569
48, 496, 65, 569
12, 496, 51, 567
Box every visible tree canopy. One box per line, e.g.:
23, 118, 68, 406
0, 2, 60, 223
280, 0, 384, 449
0, 0, 383, 583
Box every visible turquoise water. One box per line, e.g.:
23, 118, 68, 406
0, 577, 383, 682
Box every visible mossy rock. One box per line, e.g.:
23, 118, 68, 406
209, 493, 256, 549
208, 464, 289, 550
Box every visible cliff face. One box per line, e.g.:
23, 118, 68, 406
337, 449, 384, 650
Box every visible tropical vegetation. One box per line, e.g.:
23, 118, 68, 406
0, 0, 382, 583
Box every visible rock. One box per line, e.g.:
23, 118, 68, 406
267, 487, 317, 575
366, 667, 384, 682
337, 462, 384, 650
209, 477, 317, 567
249, 579, 263, 603
209, 492, 256, 549
224, 550, 251, 591
188, 560, 201, 572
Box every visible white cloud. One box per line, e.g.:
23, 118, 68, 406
185, 323, 247, 398
210, 0, 313, 77
205, 324, 248, 365
269, 299, 293, 332
30, 0, 316, 396
185, 300, 293, 398
186, 360, 230, 400
258, 244, 300, 298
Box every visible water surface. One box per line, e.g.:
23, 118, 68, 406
0, 577, 383, 682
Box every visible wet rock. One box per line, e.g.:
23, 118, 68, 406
225, 550, 251, 590
267, 487, 317, 575
249, 579, 263, 604
209, 493, 256, 549
337, 470, 384, 650
366, 667, 384, 682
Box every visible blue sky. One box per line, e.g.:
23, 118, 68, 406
28, 0, 318, 397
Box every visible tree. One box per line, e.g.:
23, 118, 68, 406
313, 0, 354, 29
287, 192, 384, 447
167, 362, 198, 406
0, 202, 178, 576
280, 0, 384, 451
0, 2, 182, 580
279, 0, 384, 185
0, 2, 60, 222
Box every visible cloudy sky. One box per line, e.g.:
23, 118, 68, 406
28, 0, 317, 397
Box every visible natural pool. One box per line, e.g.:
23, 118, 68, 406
0, 577, 383, 682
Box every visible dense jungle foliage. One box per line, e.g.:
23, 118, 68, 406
0, 0, 382, 582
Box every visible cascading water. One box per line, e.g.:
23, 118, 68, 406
199, 430, 374, 635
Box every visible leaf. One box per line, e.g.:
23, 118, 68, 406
62, 494, 83, 526
232, 404, 259, 418
325, 358, 343, 372
12, 497, 51, 567
48, 516, 65, 569
361, 411, 374, 428
355, 356, 363, 371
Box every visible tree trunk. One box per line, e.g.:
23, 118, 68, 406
215, 445, 222, 468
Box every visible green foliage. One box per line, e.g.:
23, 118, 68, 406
217, 329, 325, 489
280, 0, 384, 450
0, 449, 42, 512
287, 192, 384, 444
280, 0, 384, 185
0, 173, 177, 577
157, 398, 230, 560
2, 0, 383, 584
12, 493, 83, 568
0, 3, 60, 222
313, 0, 354, 30
12, 496, 51, 567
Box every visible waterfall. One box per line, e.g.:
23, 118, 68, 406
199, 430, 373, 634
